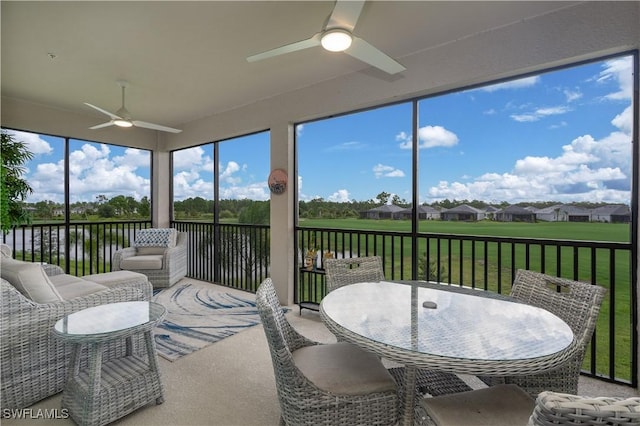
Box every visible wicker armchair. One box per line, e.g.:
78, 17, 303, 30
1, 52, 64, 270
1, 271, 152, 410
417, 385, 640, 426
492, 269, 607, 397
324, 256, 385, 293
256, 278, 399, 426
112, 230, 188, 288
530, 391, 640, 426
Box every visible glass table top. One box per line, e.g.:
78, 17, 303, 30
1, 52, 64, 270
54, 301, 166, 338
321, 281, 573, 361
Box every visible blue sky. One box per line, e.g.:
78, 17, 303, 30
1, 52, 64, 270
10, 54, 634, 206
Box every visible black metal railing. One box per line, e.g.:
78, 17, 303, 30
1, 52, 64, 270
171, 221, 270, 293
2, 221, 634, 387
296, 226, 636, 387
2, 221, 151, 274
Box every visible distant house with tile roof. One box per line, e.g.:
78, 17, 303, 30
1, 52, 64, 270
441, 204, 486, 221
360, 204, 405, 219
495, 205, 536, 222
591, 204, 631, 223
533, 204, 590, 222
397, 205, 441, 220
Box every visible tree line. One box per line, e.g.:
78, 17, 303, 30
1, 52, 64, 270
20, 192, 623, 223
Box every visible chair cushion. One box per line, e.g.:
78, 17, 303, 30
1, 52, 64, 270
120, 255, 163, 270
136, 247, 167, 255
0, 258, 63, 303
133, 228, 177, 248
419, 384, 534, 426
49, 274, 108, 299
292, 342, 397, 395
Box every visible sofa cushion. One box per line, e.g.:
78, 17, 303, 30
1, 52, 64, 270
49, 274, 108, 300
0, 258, 63, 303
83, 270, 149, 287
133, 228, 177, 248
120, 255, 163, 270
292, 342, 397, 395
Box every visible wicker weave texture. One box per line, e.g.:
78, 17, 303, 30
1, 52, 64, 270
58, 304, 166, 426
112, 231, 188, 288
324, 256, 385, 292
256, 278, 399, 426
530, 391, 640, 426
501, 270, 607, 397
0, 273, 152, 410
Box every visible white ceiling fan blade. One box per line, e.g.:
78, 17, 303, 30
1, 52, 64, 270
89, 121, 115, 130
84, 102, 122, 120
132, 120, 182, 133
247, 33, 322, 62
326, 0, 365, 32
346, 36, 406, 75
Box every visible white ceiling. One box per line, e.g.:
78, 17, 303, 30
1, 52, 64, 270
2, 1, 583, 130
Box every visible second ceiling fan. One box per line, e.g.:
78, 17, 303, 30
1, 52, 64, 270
85, 81, 182, 134
247, 0, 405, 75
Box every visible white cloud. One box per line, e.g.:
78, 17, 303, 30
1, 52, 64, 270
424, 120, 631, 204
599, 57, 633, 100
397, 125, 459, 149
7, 130, 53, 155
373, 164, 405, 178
479, 76, 540, 92
219, 161, 242, 184
219, 182, 269, 200
564, 88, 583, 102
326, 141, 366, 152
511, 105, 572, 122
612, 105, 633, 134
328, 189, 351, 202
173, 146, 211, 171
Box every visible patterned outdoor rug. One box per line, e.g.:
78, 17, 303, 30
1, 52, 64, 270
153, 281, 262, 361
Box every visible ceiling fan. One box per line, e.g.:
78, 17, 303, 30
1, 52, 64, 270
84, 81, 182, 133
247, 0, 405, 75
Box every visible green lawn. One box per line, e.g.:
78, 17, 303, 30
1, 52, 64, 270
300, 218, 630, 242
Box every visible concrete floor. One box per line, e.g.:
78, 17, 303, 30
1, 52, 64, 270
3, 280, 638, 426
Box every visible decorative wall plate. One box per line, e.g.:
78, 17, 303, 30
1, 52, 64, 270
268, 169, 288, 194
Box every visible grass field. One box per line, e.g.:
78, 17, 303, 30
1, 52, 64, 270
298, 218, 634, 383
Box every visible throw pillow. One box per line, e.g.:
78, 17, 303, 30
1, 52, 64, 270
133, 228, 177, 248
0, 258, 63, 303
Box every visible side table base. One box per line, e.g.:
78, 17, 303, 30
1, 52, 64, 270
63, 355, 164, 426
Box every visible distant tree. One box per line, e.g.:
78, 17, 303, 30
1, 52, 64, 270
34, 200, 56, 219
97, 203, 116, 218
138, 196, 150, 218
238, 201, 269, 224
376, 191, 391, 205
1, 131, 34, 233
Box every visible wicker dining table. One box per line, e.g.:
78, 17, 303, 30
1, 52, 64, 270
320, 280, 576, 426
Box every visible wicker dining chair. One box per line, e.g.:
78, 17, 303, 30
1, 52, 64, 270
492, 269, 607, 397
416, 384, 640, 426
256, 278, 399, 426
324, 256, 385, 293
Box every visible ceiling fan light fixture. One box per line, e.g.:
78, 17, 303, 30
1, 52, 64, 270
113, 119, 133, 128
321, 29, 352, 52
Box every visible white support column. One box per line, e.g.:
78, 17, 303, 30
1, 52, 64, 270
269, 122, 296, 306
153, 150, 172, 228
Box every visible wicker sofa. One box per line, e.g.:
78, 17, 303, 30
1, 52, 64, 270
0, 257, 153, 410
